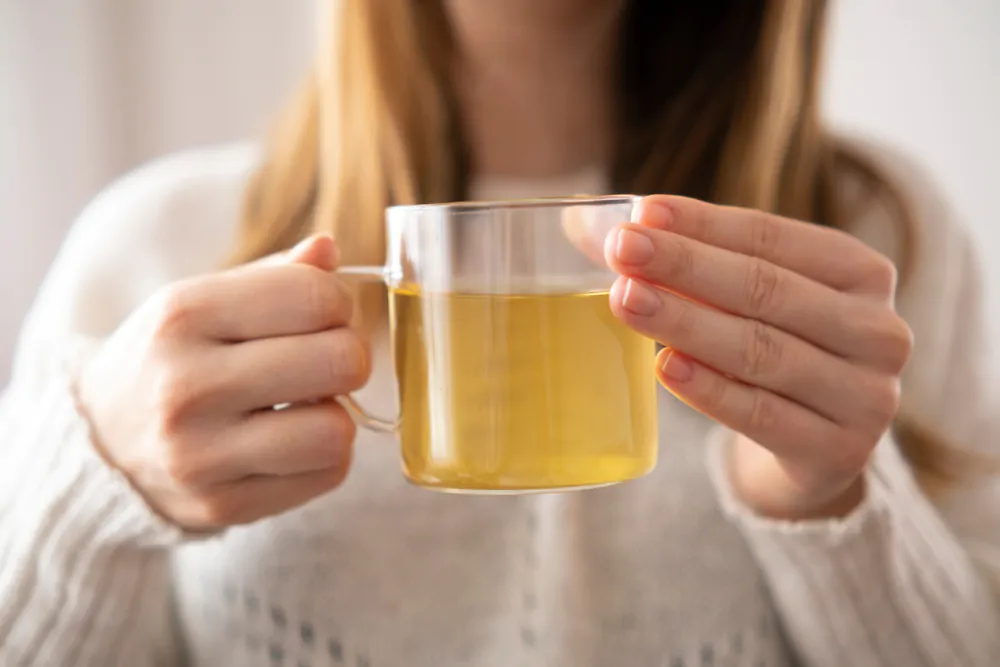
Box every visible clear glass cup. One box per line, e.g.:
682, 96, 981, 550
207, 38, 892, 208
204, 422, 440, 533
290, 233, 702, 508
341, 195, 658, 494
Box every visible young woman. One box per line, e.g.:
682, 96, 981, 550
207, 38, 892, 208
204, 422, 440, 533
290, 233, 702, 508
1, 1, 997, 665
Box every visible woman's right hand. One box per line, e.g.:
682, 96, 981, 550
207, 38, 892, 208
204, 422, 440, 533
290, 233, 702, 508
76, 235, 369, 531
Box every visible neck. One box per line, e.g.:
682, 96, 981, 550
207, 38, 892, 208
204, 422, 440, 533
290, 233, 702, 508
446, 0, 624, 178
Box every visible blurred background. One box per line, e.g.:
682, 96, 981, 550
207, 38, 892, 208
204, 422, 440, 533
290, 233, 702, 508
1, 0, 998, 383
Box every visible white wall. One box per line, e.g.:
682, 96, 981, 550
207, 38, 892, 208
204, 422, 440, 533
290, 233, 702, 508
0, 0, 315, 380
824, 0, 1000, 327
1, 1, 998, 383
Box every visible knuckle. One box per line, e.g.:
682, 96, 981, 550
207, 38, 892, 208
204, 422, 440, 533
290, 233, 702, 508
159, 444, 210, 488
746, 389, 778, 432
321, 454, 352, 490
661, 236, 695, 283
856, 309, 914, 372
155, 404, 185, 444
881, 318, 914, 371
663, 299, 697, 340
700, 372, 730, 413
154, 365, 204, 429
749, 210, 782, 257
186, 494, 235, 529
334, 281, 355, 321
301, 269, 329, 328
865, 377, 902, 425
153, 281, 202, 338
744, 259, 782, 318
301, 267, 352, 328
864, 256, 899, 295
327, 330, 371, 391
321, 405, 358, 449
741, 321, 783, 378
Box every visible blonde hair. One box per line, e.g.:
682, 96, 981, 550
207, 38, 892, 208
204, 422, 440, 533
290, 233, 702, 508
231, 0, 968, 493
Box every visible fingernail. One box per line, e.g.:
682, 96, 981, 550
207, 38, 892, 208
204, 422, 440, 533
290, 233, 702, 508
622, 279, 660, 316
632, 198, 672, 229
660, 349, 694, 383
615, 228, 654, 265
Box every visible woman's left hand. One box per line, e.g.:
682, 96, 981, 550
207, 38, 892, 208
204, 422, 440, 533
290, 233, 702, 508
605, 195, 913, 520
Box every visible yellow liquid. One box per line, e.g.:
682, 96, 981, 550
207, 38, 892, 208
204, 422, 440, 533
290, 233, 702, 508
391, 289, 659, 492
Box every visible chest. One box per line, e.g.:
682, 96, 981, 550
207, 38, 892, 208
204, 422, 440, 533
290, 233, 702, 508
170, 388, 790, 666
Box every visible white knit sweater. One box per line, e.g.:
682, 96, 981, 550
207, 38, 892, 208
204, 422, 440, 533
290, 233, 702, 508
1, 142, 998, 667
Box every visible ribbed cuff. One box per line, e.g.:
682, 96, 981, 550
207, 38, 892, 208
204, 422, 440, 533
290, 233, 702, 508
704, 426, 1000, 667
0, 336, 190, 664
704, 426, 880, 541
2, 336, 185, 550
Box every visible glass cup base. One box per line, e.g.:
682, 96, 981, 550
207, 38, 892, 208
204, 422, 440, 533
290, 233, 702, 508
411, 481, 620, 495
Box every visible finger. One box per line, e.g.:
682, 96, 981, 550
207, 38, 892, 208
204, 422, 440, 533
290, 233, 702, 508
177, 464, 351, 529
202, 401, 356, 483
221, 327, 371, 410
610, 276, 867, 423
605, 223, 905, 365
163, 263, 354, 341
654, 347, 841, 467
288, 234, 340, 271
251, 234, 340, 271
633, 195, 897, 297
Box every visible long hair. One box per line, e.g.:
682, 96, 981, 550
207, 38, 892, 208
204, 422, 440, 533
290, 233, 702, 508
231, 0, 968, 493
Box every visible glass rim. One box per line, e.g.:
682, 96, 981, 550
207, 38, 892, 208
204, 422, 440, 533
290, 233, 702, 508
387, 194, 639, 215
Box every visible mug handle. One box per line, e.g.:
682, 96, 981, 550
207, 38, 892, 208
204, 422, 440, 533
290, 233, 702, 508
335, 265, 399, 434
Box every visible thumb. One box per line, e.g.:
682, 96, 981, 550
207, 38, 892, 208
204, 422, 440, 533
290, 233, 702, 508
245, 233, 340, 271
286, 233, 341, 271
238, 234, 341, 273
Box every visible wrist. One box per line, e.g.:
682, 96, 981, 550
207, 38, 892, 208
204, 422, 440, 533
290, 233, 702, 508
727, 433, 867, 521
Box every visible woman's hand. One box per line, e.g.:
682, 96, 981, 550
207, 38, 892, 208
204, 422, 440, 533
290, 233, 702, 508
605, 196, 913, 520
76, 235, 369, 531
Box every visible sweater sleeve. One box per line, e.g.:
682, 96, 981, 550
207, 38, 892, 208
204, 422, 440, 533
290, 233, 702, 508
707, 427, 1000, 667
0, 336, 185, 667
705, 144, 1000, 667
0, 146, 252, 667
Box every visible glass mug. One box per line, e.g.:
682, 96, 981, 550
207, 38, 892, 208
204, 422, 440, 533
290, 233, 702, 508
339, 195, 658, 494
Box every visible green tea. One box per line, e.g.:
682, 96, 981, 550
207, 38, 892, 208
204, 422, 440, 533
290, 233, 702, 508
391, 288, 658, 492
